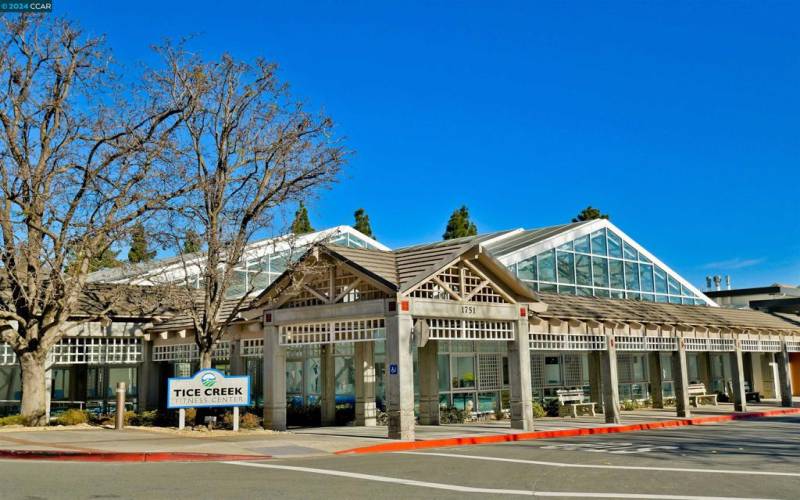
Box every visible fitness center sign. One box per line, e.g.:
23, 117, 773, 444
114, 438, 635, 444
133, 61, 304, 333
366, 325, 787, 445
167, 369, 250, 409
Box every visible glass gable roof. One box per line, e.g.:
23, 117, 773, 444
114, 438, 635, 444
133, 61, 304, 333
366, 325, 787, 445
507, 226, 708, 305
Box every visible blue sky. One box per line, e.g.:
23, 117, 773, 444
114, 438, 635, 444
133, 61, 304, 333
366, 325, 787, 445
67, 1, 799, 290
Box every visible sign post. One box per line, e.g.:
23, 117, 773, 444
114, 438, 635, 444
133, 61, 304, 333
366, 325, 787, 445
168, 369, 250, 431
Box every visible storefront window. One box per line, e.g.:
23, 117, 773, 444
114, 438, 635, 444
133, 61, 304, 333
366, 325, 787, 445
544, 356, 561, 385
286, 360, 303, 394
452, 356, 475, 389
51, 368, 71, 401
437, 355, 450, 392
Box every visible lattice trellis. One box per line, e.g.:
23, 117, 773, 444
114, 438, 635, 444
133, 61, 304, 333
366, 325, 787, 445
529, 334, 606, 351
617, 353, 634, 383
0, 343, 16, 366
530, 353, 545, 390
427, 318, 514, 341
740, 339, 782, 352
283, 264, 389, 309
152, 341, 230, 362
2, 338, 143, 366
279, 319, 386, 346
787, 340, 800, 352
241, 338, 264, 357
410, 261, 510, 304
478, 353, 502, 390
562, 353, 584, 386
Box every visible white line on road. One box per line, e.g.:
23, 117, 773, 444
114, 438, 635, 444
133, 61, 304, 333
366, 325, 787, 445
398, 451, 800, 478
224, 461, 774, 499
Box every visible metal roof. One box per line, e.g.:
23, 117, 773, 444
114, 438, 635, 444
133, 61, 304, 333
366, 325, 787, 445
482, 222, 591, 256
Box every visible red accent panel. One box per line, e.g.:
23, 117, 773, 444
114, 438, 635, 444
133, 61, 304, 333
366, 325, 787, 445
400, 300, 410, 312
520, 307, 527, 317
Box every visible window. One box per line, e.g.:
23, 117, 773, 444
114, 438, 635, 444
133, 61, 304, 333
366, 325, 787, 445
592, 256, 609, 287
544, 356, 561, 385
639, 263, 654, 292
517, 257, 536, 280
623, 241, 638, 260
438, 355, 450, 392
624, 261, 640, 291
574, 235, 590, 253
556, 251, 575, 284
654, 266, 668, 294
590, 230, 607, 256
538, 250, 556, 282
609, 259, 625, 289
575, 254, 592, 286
452, 356, 475, 389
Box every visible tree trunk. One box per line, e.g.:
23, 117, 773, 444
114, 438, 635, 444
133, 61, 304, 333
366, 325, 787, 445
194, 346, 214, 426
19, 352, 48, 426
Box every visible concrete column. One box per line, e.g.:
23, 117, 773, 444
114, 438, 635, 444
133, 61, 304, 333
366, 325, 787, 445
588, 351, 603, 407
672, 339, 691, 418
418, 339, 440, 425
729, 344, 747, 412
320, 344, 336, 426
138, 340, 158, 411
777, 342, 794, 407
44, 357, 53, 422
386, 308, 415, 440
229, 336, 245, 376
508, 317, 534, 430
601, 335, 620, 424
263, 325, 287, 431
647, 351, 664, 409
354, 341, 377, 426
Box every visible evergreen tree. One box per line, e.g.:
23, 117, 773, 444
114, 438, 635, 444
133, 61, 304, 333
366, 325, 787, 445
443, 205, 478, 240
183, 229, 202, 254
572, 206, 609, 223
291, 202, 314, 234
88, 248, 122, 272
353, 208, 374, 238
127, 223, 156, 263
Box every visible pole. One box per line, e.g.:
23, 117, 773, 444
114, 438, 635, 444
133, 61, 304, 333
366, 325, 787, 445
178, 408, 186, 430
233, 407, 240, 432
115, 382, 126, 430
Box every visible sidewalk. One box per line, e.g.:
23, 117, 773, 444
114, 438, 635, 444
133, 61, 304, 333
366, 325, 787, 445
0, 401, 796, 461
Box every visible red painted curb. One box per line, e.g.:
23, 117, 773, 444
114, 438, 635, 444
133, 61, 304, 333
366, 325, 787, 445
335, 407, 800, 455
0, 450, 271, 462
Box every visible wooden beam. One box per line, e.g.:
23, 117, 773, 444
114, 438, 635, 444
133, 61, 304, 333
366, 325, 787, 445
334, 278, 362, 304
464, 278, 490, 301
303, 284, 330, 304
461, 259, 516, 304
432, 275, 462, 301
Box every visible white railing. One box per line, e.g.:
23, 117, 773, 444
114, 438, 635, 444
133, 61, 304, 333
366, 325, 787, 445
279, 318, 385, 346
241, 338, 264, 357
684, 337, 735, 352
152, 341, 230, 362
615, 336, 677, 351
1, 338, 142, 366
428, 319, 514, 341
529, 333, 606, 351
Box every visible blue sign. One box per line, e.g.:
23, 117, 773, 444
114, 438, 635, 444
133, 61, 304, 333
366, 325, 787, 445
389, 363, 398, 375
167, 369, 251, 409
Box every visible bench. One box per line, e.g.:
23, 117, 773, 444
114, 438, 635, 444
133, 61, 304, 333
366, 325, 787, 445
557, 389, 597, 417
744, 382, 761, 403
688, 383, 718, 407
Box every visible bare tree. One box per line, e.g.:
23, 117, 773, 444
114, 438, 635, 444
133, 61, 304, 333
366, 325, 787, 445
157, 46, 346, 372
0, 16, 191, 425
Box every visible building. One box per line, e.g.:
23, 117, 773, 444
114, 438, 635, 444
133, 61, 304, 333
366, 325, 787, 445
1, 220, 798, 440
706, 284, 800, 397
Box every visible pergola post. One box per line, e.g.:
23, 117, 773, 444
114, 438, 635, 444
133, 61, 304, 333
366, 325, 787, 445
418, 339, 440, 425
229, 336, 245, 376
320, 344, 336, 426
354, 341, 377, 426
672, 338, 691, 418
138, 341, 158, 411
588, 350, 603, 408
263, 325, 287, 431
647, 351, 664, 409
601, 334, 620, 424
508, 315, 534, 430
386, 305, 415, 440
777, 341, 794, 407
730, 343, 747, 412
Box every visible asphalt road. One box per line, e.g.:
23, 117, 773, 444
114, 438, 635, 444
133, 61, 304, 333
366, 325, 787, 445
3, 416, 800, 500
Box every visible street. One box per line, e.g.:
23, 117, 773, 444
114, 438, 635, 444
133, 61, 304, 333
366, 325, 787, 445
3, 416, 799, 499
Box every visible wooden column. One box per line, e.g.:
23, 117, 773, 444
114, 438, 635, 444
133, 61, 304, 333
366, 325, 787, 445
601, 334, 620, 424
672, 338, 691, 418
418, 339, 440, 425
320, 344, 336, 426
354, 341, 377, 426
648, 351, 664, 408
263, 325, 287, 431
777, 341, 794, 408
730, 343, 747, 413
386, 306, 415, 440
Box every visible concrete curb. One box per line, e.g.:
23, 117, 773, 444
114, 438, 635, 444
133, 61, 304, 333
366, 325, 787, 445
0, 450, 271, 462
336, 407, 800, 455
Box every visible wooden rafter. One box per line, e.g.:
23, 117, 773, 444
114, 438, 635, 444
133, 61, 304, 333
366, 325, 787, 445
432, 274, 462, 301
335, 277, 362, 303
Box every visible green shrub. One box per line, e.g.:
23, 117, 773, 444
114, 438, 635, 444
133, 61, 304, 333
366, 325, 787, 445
545, 399, 560, 417
56, 409, 89, 425
439, 406, 466, 424
621, 400, 638, 411
0, 414, 26, 426
130, 410, 157, 426
531, 401, 546, 419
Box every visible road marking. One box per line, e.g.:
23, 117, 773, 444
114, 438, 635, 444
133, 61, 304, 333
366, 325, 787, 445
539, 442, 680, 454
224, 461, 774, 499
399, 451, 800, 478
